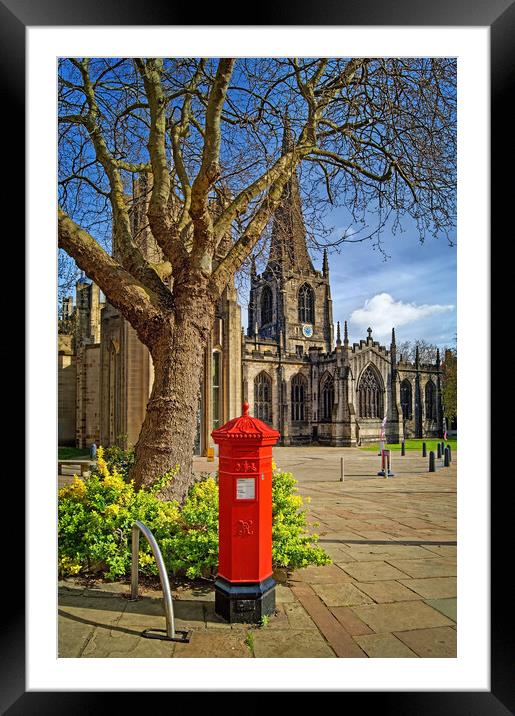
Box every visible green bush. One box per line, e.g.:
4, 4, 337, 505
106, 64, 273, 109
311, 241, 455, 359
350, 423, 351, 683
272, 469, 331, 569
58, 447, 330, 581
102, 443, 135, 477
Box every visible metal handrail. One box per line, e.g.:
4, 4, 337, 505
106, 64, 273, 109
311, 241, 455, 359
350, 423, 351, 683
130, 520, 189, 643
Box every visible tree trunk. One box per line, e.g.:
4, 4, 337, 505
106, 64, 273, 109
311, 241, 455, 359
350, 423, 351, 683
130, 281, 215, 503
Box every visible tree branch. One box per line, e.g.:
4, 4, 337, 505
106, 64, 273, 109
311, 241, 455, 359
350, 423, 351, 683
58, 209, 165, 346
189, 58, 235, 270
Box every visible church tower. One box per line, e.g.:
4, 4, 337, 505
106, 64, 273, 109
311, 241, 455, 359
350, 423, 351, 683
247, 121, 334, 356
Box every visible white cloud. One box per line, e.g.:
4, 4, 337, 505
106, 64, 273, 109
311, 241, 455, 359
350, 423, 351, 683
350, 293, 454, 337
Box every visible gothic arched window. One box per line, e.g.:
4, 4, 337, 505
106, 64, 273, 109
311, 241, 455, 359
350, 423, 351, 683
400, 379, 413, 420
291, 373, 307, 422
261, 285, 273, 326
320, 373, 334, 422
298, 283, 315, 324
108, 341, 119, 444
425, 380, 436, 421
358, 366, 383, 419
254, 371, 272, 424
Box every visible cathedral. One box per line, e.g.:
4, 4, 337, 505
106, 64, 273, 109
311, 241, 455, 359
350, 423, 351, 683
58, 164, 444, 455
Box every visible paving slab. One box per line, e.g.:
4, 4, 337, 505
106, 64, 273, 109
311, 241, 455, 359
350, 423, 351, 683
290, 583, 367, 657
352, 600, 454, 633
336, 544, 437, 562
251, 628, 336, 658
394, 626, 457, 657
274, 584, 297, 603
422, 545, 457, 558
423, 598, 457, 622
339, 561, 412, 582
284, 602, 319, 630
354, 580, 421, 604
172, 630, 251, 658
58, 617, 96, 658
386, 558, 456, 579
292, 563, 353, 584
354, 633, 418, 658
58, 597, 127, 625
81, 628, 176, 658
329, 607, 374, 636
312, 582, 375, 608
398, 577, 457, 599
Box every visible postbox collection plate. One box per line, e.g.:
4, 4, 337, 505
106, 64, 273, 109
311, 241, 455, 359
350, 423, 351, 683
235, 477, 256, 500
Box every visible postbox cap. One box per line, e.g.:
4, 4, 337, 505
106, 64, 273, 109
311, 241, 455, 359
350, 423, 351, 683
211, 401, 280, 444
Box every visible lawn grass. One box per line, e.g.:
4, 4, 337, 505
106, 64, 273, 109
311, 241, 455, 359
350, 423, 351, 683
58, 446, 91, 460
360, 438, 457, 453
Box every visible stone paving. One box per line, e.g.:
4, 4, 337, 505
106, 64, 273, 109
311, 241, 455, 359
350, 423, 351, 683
58, 445, 457, 658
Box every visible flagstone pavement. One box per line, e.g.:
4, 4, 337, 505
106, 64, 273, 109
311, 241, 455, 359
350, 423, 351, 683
58, 446, 457, 658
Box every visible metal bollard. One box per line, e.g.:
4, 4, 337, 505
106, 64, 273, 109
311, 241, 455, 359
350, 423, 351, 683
429, 451, 436, 472
447, 444, 452, 463
401, 440, 405, 456
340, 456, 344, 482
422, 442, 427, 457
444, 446, 450, 467
130, 521, 190, 643
437, 443, 442, 459
386, 449, 394, 477
377, 449, 386, 477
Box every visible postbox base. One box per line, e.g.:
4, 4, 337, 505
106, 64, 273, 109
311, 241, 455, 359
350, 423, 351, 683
214, 575, 276, 624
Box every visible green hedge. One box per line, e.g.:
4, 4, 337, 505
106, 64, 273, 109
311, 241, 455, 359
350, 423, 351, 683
58, 447, 330, 581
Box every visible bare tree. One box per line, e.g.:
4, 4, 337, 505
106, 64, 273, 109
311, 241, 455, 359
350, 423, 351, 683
58, 57, 456, 500
398, 339, 439, 364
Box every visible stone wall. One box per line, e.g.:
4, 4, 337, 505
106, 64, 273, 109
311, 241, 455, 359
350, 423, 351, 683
76, 343, 101, 448
58, 349, 77, 446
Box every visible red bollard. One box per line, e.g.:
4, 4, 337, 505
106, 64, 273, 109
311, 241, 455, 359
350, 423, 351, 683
212, 401, 280, 623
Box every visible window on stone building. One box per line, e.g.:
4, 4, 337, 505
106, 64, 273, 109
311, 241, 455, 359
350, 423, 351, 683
108, 341, 120, 445
212, 350, 221, 430
400, 379, 413, 420
296, 345, 304, 358
358, 366, 383, 419
261, 285, 273, 326
291, 373, 307, 422
254, 371, 272, 424
320, 373, 334, 422
425, 380, 437, 421
298, 283, 315, 324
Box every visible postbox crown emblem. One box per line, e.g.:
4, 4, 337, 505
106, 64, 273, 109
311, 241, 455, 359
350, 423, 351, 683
212, 401, 280, 443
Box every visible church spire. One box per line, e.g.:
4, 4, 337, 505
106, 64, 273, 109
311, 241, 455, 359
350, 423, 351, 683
390, 327, 397, 370
344, 320, 349, 348
336, 320, 342, 346
323, 248, 329, 277
266, 118, 315, 274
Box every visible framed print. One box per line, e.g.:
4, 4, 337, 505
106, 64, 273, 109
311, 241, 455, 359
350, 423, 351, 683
5, 0, 511, 711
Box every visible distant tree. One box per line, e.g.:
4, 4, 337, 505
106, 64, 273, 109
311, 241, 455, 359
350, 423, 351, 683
441, 347, 457, 424
58, 57, 456, 500
398, 339, 438, 364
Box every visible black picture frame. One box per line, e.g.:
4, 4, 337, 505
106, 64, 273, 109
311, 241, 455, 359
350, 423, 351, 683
6, 0, 509, 712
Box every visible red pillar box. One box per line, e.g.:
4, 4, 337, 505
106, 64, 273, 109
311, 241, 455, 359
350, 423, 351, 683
211, 401, 280, 623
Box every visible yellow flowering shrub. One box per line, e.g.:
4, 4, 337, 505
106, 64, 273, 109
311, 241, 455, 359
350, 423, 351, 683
58, 447, 330, 581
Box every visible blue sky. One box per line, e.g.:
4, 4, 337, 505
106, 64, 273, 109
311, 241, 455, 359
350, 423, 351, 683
318, 211, 456, 350
240, 209, 456, 351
